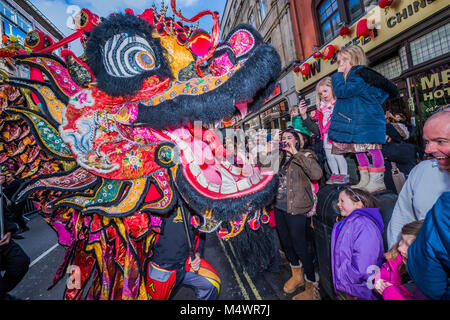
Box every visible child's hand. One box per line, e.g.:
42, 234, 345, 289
374, 279, 393, 295
298, 101, 308, 119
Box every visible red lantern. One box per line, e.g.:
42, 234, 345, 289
379, 0, 394, 9
339, 26, 350, 38
313, 50, 322, 60
356, 19, 370, 40
300, 63, 310, 79
322, 45, 336, 61
356, 19, 375, 44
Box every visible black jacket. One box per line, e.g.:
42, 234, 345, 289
151, 208, 205, 269
1, 202, 18, 236
3, 180, 26, 215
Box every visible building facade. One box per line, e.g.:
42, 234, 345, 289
0, 0, 65, 73
293, 0, 449, 141
1, 0, 64, 44
220, 0, 302, 131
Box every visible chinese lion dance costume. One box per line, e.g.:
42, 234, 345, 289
0, 0, 281, 299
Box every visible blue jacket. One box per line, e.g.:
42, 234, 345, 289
407, 192, 450, 300
328, 65, 398, 144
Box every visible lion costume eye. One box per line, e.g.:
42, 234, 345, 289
136, 51, 155, 69
25, 31, 40, 48
101, 33, 157, 78
75, 10, 89, 29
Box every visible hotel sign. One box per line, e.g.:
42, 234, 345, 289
294, 0, 447, 91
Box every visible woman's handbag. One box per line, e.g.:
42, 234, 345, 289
305, 182, 319, 218
391, 161, 406, 194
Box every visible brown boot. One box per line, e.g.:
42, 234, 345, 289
283, 265, 304, 294
292, 281, 321, 300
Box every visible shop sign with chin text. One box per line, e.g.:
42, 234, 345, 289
294, 0, 447, 91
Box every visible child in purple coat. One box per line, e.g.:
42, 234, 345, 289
331, 187, 385, 300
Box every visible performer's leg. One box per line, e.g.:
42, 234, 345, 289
182, 270, 219, 300
145, 262, 178, 300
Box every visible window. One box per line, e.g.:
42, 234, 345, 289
0, 0, 17, 23
317, 0, 341, 43
316, 0, 378, 43
345, 0, 375, 24
258, 0, 267, 23
399, 46, 409, 71
305, 91, 317, 107
372, 56, 403, 80
0, 0, 33, 33
17, 15, 32, 33
346, 0, 364, 22
410, 23, 450, 66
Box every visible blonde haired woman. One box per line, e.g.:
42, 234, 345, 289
327, 45, 399, 192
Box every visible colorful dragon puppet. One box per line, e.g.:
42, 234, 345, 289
0, 0, 281, 300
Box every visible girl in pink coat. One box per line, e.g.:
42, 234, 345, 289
308, 77, 348, 184
374, 220, 428, 300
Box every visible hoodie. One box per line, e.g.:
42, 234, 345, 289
331, 208, 385, 300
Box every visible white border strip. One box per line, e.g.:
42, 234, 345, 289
29, 243, 59, 268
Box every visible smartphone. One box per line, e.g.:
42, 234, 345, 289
271, 141, 286, 149
306, 105, 317, 113
297, 93, 311, 105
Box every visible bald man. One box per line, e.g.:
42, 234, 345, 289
387, 110, 450, 249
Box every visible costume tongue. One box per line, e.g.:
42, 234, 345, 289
234, 101, 248, 119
